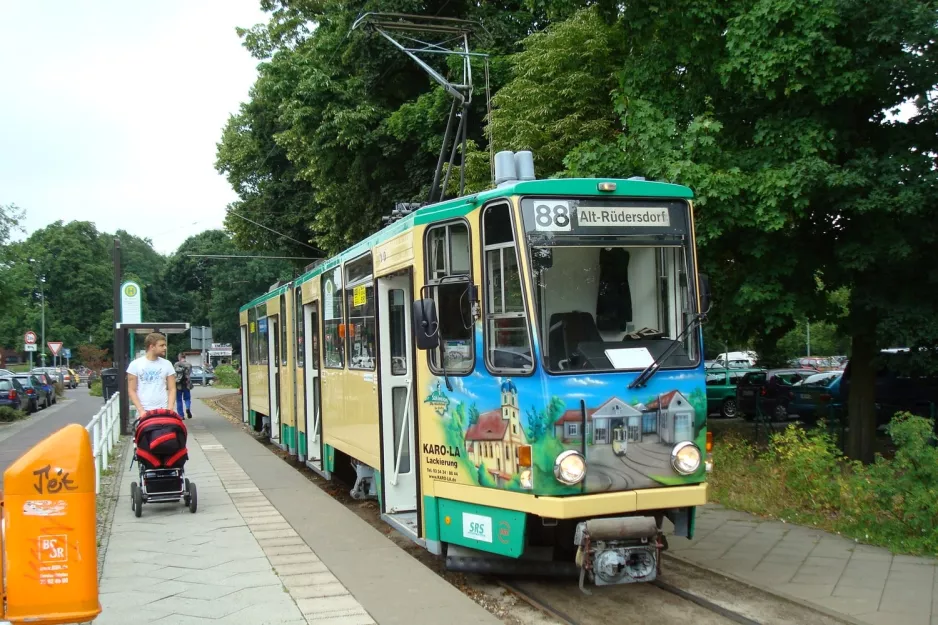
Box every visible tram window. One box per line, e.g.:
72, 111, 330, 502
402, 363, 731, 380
248, 308, 257, 365
295, 287, 304, 368
425, 221, 474, 375
388, 289, 407, 376
482, 203, 534, 374
256, 308, 269, 365
392, 386, 411, 473
345, 254, 376, 371
322, 268, 345, 369
532, 245, 698, 372
280, 294, 288, 366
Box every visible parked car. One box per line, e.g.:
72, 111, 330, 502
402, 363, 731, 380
0, 376, 25, 412
789, 371, 843, 422
190, 366, 216, 386
736, 368, 817, 420
706, 367, 763, 418
14, 374, 46, 413
29, 371, 56, 407
840, 349, 938, 427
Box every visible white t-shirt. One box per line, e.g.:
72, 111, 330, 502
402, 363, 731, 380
127, 356, 175, 411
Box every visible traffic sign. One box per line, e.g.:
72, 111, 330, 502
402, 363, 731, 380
24, 331, 37, 345
24, 344, 37, 352
47, 342, 63, 357
63, 348, 71, 359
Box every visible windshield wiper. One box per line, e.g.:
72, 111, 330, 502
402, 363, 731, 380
628, 313, 704, 390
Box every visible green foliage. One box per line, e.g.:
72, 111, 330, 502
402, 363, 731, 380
0, 203, 25, 315
217, 0, 547, 255
843, 414, 938, 552
477, 461, 497, 488
525, 396, 566, 442
710, 414, 938, 555
89, 380, 103, 397
0, 406, 27, 422
213, 365, 241, 388
487, 6, 622, 177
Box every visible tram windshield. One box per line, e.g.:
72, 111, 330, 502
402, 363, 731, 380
530, 244, 700, 373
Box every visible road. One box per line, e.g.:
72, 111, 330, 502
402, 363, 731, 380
0, 385, 105, 489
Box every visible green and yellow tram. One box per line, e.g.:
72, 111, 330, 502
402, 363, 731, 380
239, 151, 712, 588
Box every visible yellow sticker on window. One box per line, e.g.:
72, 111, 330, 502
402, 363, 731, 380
353, 285, 367, 307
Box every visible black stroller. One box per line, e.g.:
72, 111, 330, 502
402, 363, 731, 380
130, 408, 197, 517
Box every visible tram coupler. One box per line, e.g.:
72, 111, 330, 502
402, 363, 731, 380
574, 516, 660, 593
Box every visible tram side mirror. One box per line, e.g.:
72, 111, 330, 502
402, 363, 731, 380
698, 273, 712, 315
413, 298, 440, 350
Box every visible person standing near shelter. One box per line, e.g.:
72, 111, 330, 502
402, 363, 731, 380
127, 332, 177, 417
174, 353, 193, 419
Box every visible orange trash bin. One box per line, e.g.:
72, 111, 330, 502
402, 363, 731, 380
2, 423, 101, 625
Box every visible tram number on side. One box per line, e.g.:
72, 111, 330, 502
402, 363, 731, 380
533, 201, 573, 232
463, 513, 493, 543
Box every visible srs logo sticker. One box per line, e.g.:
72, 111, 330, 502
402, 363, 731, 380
463, 512, 493, 543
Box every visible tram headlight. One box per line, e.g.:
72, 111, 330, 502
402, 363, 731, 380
554, 450, 586, 485
670, 441, 702, 475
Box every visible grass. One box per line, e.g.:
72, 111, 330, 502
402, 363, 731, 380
0, 406, 28, 422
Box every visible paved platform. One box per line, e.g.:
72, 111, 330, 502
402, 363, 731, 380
95, 392, 500, 625
669, 504, 938, 625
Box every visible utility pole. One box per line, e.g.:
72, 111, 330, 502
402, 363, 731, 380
112, 238, 129, 434
40, 277, 45, 367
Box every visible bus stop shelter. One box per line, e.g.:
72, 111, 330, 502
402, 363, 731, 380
114, 322, 190, 434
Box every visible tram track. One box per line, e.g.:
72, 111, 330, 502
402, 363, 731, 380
497, 572, 762, 625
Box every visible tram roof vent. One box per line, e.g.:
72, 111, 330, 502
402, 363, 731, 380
515, 151, 535, 181
495, 150, 517, 187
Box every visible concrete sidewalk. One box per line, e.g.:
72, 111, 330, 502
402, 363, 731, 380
668, 505, 938, 625
94, 391, 500, 625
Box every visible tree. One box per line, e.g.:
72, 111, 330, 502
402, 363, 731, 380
217, 0, 547, 256
544, 1, 938, 462
0, 203, 26, 315
77, 344, 109, 372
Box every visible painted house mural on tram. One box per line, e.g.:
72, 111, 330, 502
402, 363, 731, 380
421, 365, 707, 496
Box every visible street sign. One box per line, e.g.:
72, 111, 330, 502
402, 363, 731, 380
24, 331, 37, 345
190, 326, 213, 351
208, 343, 233, 357
120, 281, 142, 324
47, 342, 63, 357
24, 344, 37, 352
63, 348, 71, 359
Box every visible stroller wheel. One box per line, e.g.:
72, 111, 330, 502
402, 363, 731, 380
133, 483, 143, 518
130, 482, 138, 511
188, 482, 198, 513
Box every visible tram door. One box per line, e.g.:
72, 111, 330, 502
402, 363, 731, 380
378, 274, 417, 519
268, 316, 281, 445
304, 301, 323, 471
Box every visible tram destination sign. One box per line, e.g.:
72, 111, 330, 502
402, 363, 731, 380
577, 206, 670, 227
521, 198, 688, 238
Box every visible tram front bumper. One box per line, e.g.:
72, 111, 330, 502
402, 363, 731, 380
574, 516, 661, 591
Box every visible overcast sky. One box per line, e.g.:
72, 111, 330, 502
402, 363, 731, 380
1, 1, 269, 254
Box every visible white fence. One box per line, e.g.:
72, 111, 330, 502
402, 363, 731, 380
85, 392, 121, 494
